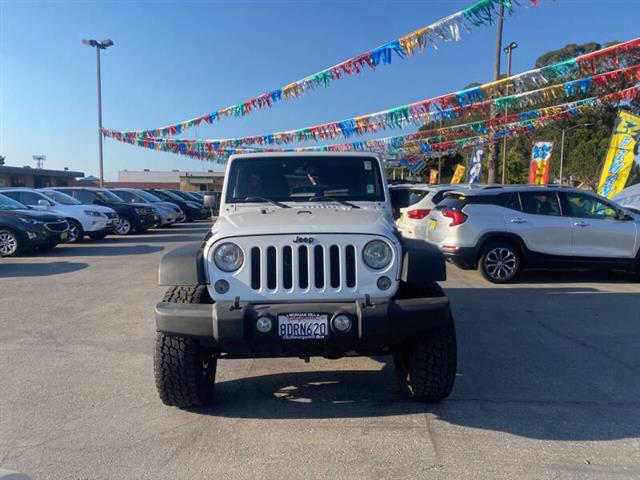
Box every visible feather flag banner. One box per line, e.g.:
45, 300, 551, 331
104, 0, 545, 139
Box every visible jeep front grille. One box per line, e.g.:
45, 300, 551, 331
249, 243, 357, 291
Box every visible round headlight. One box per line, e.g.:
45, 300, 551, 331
213, 242, 244, 272
362, 240, 392, 270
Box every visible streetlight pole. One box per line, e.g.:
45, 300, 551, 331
501, 41, 518, 184
486, 3, 504, 184
82, 39, 114, 187
553, 123, 592, 184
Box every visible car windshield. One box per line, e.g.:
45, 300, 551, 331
134, 190, 163, 202
160, 190, 185, 202
226, 156, 385, 203
96, 190, 124, 202
0, 193, 27, 210
41, 190, 81, 205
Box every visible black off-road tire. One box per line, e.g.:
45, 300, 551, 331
393, 282, 456, 402
154, 285, 215, 408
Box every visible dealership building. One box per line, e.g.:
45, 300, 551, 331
0, 165, 84, 188
106, 170, 224, 192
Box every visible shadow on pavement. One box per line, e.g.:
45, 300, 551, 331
96, 235, 201, 244
514, 269, 638, 284
49, 244, 164, 256
196, 287, 640, 442
0, 261, 88, 277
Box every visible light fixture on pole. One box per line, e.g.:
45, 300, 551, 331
501, 41, 518, 184
552, 123, 593, 184
82, 38, 114, 187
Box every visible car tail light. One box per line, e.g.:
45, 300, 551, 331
442, 209, 468, 226
407, 209, 431, 219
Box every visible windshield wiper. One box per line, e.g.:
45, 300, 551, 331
308, 195, 360, 209
244, 196, 290, 209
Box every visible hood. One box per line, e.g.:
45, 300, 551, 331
212, 206, 395, 239
85, 205, 117, 214
3, 209, 64, 222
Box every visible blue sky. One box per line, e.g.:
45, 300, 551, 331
1, 0, 638, 180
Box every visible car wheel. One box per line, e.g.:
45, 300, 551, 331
88, 232, 108, 240
66, 219, 84, 243
114, 216, 132, 235
394, 313, 457, 403
154, 285, 215, 408
0, 229, 21, 257
479, 242, 521, 283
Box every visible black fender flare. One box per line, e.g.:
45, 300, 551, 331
399, 237, 446, 283
475, 232, 529, 260
158, 242, 207, 286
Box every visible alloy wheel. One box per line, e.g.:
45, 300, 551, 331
0, 232, 18, 256
115, 217, 131, 235
483, 247, 518, 281
67, 223, 80, 243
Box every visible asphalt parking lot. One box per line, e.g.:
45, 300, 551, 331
1, 222, 639, 480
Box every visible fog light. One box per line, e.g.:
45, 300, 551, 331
377, 276, 392, 290
214, 279, 229, 294
333, 314, 352, 333
27, 231, 37, 240
256, 316, 273, 334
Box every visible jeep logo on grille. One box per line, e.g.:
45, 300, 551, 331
293, 236, 314, 244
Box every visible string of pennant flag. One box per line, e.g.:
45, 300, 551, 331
120, 85, 639, 161
103, 51, 640, 151
102, 0, 543, 139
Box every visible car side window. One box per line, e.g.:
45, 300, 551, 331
564, 193, 619, 220
520, 192, 561, 216
505, 193, 522, 211
75, 190, 95, 203
19, 191, 48, 206
115, 191, 135, 202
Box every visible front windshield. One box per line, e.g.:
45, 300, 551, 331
96, 190, 124, 202
161, 190, 185, 202
226, 156, 385, 203
41, 190, 81, 205
134, 190, 163, 202
0, 193, 27, 210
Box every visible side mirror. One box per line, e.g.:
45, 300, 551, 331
203, 195, 217, 209
37, 199, 50, 208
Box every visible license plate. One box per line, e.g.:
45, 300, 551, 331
60, 232, 68, 240
278, 313, 328, 340
400, 214, 405, 221
111, 219, 118, 225
429, 219, 437, 230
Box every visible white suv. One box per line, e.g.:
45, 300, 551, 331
426, 185, 640, 283
394, 184, 475, 240
2, 188, 117, 242
152, 152, 457, 408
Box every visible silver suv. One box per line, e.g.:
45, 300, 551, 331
426, 185, 640, 283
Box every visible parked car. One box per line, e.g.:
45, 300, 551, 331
54, 187, 159, 235
0, 193, 69, 256
166, 189, 204, 205
144, 189, 205, 222
153, 152, 455, 408
426, 185, 640, 283
2, 188, 115, 242
110, 188, 183, 226
395, 184, 476, 240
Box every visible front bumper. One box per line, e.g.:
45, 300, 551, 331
134, 213, 160, 229
155, 296, 451, 357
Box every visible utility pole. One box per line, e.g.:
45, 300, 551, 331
501, 41, 518, 184
486, 3, 504, 184
82, 39, 114, 187
32, 155, 46, 169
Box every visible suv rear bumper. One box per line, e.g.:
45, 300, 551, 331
155, 296, 451, 357
441, 246, 478, 269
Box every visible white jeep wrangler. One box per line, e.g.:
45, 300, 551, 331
154, 152, 457, 407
